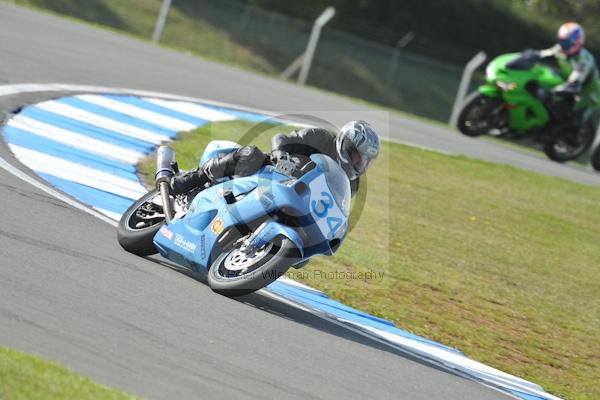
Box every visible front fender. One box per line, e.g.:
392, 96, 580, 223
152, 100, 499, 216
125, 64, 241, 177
247, 221, 304, 257
479, 84, 502, 97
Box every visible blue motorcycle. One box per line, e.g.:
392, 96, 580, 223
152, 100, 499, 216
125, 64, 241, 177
117, 141, 351, 296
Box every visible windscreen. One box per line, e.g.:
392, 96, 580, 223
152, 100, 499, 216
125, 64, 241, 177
312, 154, 351, 216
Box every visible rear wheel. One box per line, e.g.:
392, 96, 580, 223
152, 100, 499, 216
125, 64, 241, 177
117, 189, 165, 256
590, 144, 600, 171
543, 119, 595, 162
457, 92, 506, 137
208, 236, 298, 297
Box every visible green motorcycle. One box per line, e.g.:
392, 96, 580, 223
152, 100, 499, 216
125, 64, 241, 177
457, 50, 600, 162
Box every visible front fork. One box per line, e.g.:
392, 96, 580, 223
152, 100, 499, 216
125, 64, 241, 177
155, 145, 177, 223
158, 182, 174, 223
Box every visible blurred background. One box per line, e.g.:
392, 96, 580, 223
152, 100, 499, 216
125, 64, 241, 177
12, 0, 600, 122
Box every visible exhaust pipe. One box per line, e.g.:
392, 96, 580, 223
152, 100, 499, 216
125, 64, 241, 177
155, 145, 175, 223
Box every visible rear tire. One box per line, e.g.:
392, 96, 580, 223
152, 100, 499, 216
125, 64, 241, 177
543, 119, 595, 162
591, 144, 600, 171
117, 189, 165, 256
457, 92, 506, 137
208, 236, 298, 297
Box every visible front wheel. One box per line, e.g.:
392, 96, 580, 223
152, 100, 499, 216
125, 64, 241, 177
117, 189, 165, 256
208, 236, 298, 297
457, 92, 506, 137
543, 119, 595, 162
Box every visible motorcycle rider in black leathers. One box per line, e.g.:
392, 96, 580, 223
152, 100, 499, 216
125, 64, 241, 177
170, 120, 380, 197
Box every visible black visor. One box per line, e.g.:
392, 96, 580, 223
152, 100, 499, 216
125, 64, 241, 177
341, 137, 369, 176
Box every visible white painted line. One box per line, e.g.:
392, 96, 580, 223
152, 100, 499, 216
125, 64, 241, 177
0, 155, 117, 227
93, 207, 122, 221
76, 94, 197, 132
277, 275, 324, 293
143, 97, 235, 122
35, 100, 170, 145
351, 320, 540, 389
257, 288, 316, 314
0, 83, 116, 97
394, 139, 454, 155
9, 145, 147, 200
259, 289, 523, 400
346, 321, 560, 399
8, 115, 144, 164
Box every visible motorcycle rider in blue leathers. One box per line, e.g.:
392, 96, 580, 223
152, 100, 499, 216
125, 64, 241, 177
170, 120, 380, 198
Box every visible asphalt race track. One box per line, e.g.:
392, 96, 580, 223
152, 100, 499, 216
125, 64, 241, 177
0, 3, 582, 399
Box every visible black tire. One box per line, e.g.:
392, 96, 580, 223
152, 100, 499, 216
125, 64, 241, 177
457, 92, 506, 137
543, 119, 595, 162
117, 189, 165, 256
591, 144, 600, 171
208, 236, 298, 297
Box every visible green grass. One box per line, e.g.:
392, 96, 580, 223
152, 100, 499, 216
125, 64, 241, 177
139, 120, 600, 400
0, 347, 136, 399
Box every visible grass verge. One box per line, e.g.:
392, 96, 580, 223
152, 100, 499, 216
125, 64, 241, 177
140, 120, 600, 400
0, 347, 136, 399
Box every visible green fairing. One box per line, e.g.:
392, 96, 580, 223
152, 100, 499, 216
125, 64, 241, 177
480, 52, 600, 131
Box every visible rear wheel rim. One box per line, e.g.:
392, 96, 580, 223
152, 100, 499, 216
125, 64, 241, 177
552, 124, 592, 157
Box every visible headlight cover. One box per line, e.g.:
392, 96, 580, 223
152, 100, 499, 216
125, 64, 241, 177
496, 81, 518, 91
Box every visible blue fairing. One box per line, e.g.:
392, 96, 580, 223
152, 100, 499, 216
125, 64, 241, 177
153, 142, 350, 272
246, 220, 304, 257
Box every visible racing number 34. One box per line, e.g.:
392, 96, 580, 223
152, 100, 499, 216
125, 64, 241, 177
311, 191, 343, 239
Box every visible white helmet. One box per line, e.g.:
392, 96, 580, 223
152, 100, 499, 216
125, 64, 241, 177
336, 121, 380, 179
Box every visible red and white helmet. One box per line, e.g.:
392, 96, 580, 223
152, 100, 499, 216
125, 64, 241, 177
557, 22, 585, 56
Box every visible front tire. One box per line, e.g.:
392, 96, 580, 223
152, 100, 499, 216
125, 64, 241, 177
117, 189, 165, 256
457, 92, 506, 137
208, 236, 298, 297
543, 119, 595, 162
